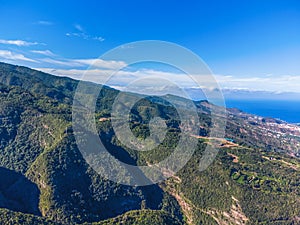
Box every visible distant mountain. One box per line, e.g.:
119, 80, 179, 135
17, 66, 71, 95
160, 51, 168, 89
184, 87, 300, 101
0, 62, 299, 224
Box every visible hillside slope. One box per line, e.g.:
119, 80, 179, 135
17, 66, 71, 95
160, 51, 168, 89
0, 62, 299, 224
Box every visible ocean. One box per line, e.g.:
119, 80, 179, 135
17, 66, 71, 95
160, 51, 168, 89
225, 99, 300, 124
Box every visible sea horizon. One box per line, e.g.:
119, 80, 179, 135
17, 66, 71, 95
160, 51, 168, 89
225, 99, 300, 124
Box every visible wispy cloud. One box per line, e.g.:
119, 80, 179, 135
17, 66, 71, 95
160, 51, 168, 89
34, 66, 300, 95
31, 50, 56, 56
38, 57, 126, 69
39, 58, 81, 67
66, 24, 105, 42
74, 24, 84, 32
66, 32, 87, 39
92, 36, 105, 42
66, 32, 105, 42
35, 20, 53, 26
0, 47, 297, 94
0, 39, 39, 46
73, 59, 126, 69
32, 67, 217, 99
0, 50, 37, 62
214, 74, 300, 93
1, 40, 297, 95
34, 67, 212, 88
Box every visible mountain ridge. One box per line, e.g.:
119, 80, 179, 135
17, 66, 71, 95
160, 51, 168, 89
0, 62, 299, 224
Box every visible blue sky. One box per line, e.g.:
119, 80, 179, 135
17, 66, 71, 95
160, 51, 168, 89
0, 0, 299, 97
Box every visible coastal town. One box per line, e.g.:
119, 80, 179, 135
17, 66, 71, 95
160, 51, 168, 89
227, 108, 300, 158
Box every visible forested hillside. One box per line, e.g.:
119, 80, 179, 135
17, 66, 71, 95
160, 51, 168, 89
0, 62, 299, 224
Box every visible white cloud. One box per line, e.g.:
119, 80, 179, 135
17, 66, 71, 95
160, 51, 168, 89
66, 32, 89, 39
66, 24, 104, 42
66, 32, 105, 42
39, 58, 82, 67
74, 59, 126, 69
35, 20, 53, 26
31, 50, 56, 56
214, 74, 300, 93
0, 39, 39, 46
33, 67, 215, 99
1, 45, 297, 95
93, 36, 105, 42
38, 57, 126, 70
34, 68, 95, 80
0, 50, 37, 62
34, 66, 300, 95
34, 67, 206, 88
74, 24, 84, 32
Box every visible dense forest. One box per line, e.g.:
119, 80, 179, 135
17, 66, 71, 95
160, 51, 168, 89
0, 62, 299, 224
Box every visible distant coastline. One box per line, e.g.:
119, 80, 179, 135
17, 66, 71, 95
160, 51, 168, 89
225, 99, 300, 124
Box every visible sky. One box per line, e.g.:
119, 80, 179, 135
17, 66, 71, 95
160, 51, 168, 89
0, 0, 299, 99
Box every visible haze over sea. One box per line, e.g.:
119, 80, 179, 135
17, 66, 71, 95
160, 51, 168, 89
225, 99, 300, 124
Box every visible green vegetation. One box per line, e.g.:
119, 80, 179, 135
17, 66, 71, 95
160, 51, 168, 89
0, 208, 59, 225
0, 62, 299, 224
88, 210, 183, 225
173, 144, 300, 224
